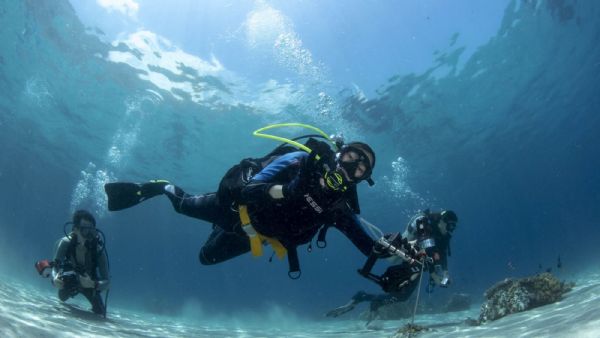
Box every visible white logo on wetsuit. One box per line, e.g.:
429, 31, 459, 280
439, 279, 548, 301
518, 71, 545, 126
304, 193, 323, 214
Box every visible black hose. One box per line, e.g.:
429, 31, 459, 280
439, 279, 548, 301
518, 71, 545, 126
97, 228, 110, 318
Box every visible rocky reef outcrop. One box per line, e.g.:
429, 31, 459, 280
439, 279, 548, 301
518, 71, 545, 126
479, 272, 574, 323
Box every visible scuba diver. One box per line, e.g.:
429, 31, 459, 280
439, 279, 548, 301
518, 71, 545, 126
104, 124, 377, 278
35, 210, 110, 316
326, 209, 458, 322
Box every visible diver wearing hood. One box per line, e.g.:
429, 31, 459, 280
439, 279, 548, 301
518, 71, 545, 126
50, 210, 110, 315
104, 133, 377, 279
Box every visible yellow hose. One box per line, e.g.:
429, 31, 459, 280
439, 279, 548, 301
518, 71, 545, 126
252, 123, 338, 153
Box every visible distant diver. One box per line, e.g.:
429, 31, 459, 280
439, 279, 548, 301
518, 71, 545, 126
35, 210, 110, 316
326, 210, 458, 323
104, 123, 382, 279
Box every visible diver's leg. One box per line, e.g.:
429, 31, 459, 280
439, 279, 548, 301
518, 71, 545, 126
353, 291, 376, 303
370, 294, 397, 309
198, 226, 250, 265
163, 185, 230, 224
58, 282, 79, 302
391, 275, 420, 302
325, 291, 375, 318
81, 288, 105, 315
58, 288, 71, 302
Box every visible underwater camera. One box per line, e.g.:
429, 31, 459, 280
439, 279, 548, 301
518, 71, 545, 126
57, 262, 80, 290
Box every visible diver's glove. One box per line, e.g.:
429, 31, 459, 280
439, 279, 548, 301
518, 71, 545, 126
439, 271, 451, 287
429, 265, 450, 287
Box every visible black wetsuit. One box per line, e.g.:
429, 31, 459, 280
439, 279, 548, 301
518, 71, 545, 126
164, 151, 374, 268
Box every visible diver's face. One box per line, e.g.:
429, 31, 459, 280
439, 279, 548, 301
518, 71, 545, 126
339, 151, 368, 182
438, 221, 448, 236
76, 219, 96, 240
438, 220, 456, 236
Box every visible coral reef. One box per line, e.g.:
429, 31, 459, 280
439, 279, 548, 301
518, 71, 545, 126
479, 272, 574, 323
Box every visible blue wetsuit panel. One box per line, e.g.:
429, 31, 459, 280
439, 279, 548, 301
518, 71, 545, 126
251, 151, 307, 182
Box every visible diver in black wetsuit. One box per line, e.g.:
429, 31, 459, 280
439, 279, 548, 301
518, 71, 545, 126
105, 136, 377, 278
326, 210, 458, 321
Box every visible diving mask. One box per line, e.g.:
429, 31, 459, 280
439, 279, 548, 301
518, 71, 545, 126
78, 225, 97, 240
336, 145, 373, 183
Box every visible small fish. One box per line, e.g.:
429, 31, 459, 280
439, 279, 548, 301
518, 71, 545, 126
557, 255, 562, 269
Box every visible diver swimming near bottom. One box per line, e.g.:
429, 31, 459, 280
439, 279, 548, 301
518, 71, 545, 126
104, 124, 380, 279
326, 209, 458, 323
35, 210, 111, 317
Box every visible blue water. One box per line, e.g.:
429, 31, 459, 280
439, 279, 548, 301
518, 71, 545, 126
1, 0, 599, 335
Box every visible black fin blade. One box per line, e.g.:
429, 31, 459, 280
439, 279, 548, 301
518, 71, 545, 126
104, 182, 142, 211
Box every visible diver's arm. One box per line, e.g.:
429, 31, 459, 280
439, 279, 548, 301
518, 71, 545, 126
52, 238, 70, 276
428, 247, 450, 287
333, 213, 374, 256
95, 249, 110, 291
435, 246, 450, 286
240, 152, 306, 203
51, 237, 70, 287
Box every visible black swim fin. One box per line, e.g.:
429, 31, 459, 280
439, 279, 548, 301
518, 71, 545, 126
104, 180, 169, 211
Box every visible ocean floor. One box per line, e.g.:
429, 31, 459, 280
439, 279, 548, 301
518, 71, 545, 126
1, 272, 599, 338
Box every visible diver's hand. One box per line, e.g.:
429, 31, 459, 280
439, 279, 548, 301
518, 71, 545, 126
52, 275, 64, 289
79, 273, 96, 289
440, 271, 451, 287
267, 185, 284, 199
429, 268, 450, 287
